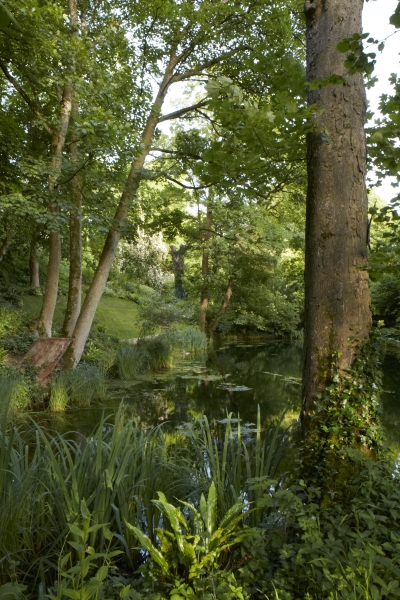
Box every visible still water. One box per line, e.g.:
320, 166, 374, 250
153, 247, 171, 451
46, 342, 400, 455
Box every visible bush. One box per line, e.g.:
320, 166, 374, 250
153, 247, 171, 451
2, 332, 37, 356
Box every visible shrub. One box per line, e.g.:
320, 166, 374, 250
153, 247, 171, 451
3, 332, 37, 356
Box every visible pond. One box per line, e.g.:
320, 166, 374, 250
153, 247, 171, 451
44, 341, 400, 457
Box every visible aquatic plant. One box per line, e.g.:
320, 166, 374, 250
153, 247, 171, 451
170, 325, 208, 355
70, 363, 106, 406
116, 344, 148, 379
49, 370, 70, 412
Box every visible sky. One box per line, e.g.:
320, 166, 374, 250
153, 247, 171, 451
363, 0, 399, 201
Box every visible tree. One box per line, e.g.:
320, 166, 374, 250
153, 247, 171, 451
62, 0, 304, 367
301, 0, 371, 432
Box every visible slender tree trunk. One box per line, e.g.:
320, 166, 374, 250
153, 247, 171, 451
199, 209, 212, 330
37, 84, 72, 337
170, 244, 187, 299
301, 0, 371, 432
63, 56, 178, 368
62, 101, 82, 337
208, 278, 233, 336
29, 238, 40, 288
0, 229, 12, 262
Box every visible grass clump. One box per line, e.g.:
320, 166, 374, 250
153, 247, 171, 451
0, 374, 29, 417
167, 325, 208, 355
49, 370, 70, 412
116, 344, 148, 379
70, 363, 106, 407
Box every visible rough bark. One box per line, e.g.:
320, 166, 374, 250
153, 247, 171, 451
301, 0, 371, 431
29, 238, 40, 288
37, 83, 72, 337
199, 209, 212, 330
0, 229, 13, 262
62, 101, 82, 337
208, 278, 233, 336
170, 244, 187, 299
63, 55, 179, 368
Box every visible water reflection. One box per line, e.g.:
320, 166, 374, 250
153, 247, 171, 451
46, 342, 303, 436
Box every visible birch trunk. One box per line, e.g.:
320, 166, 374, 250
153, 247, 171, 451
37, 84, 72, 337
63, 56, 178, 368
208, 278, 233, 336
199, 209, 212, 330
62, 101, 82, 337
301, 0, 371, 431
29, 238, 40, 288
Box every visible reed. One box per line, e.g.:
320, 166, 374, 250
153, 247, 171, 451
49, 370, 70, 412
69, 364, 106, 406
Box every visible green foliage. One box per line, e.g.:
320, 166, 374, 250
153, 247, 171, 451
169, 326, 208, 355
266, 453, 400, 600
300, 332, 386, 488
127, 482, 255, 596
70, 364, 106, 407
49, 370, 70, 412
116, 345, 149, 380
0, 374, 29, 417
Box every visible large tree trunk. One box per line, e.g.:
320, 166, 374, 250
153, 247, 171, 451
37, 84, 72, 337
62, 101, 82, 337
208, 278, 233, 336
63, 56, 178, 368
199, 209, 212, 330
29, 238, 40, 288
301, 0, 371, 432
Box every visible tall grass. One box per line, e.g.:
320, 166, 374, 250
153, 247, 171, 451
0, 374, 29, 418
169, 325, 208, 354
116, 327, 207, 381
70, 363, 106, 406
49, 370, 70, 412
0, 407, 290, 592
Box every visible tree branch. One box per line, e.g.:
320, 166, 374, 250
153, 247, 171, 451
170, 46, 250, 84
165, 175, 213, 190
0, 59, 53, 135
158, 98, 209, 122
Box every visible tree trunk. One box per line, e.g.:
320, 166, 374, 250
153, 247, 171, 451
37, 83, 72, 337
0, 229, 13, 262
62, 101, 82, 337
29, 238, 40, 288
170, 244, 187, 299
199, 209, 212, 330
63, 56, 178, 368
208, 278, 233, 336
301, 0, 371, 431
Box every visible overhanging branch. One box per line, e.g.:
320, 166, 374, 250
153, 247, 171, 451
158, 98, 209, 122
0, 59, 53, 135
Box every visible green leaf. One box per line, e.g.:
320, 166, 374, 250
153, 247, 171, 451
125, 522, 170, 576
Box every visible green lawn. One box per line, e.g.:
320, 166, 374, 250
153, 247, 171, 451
21, 295, 141, 339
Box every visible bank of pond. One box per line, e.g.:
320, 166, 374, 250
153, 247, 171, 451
2, 340, 400, 598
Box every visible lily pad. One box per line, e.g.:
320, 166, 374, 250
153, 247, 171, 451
217, 383, 252, 392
